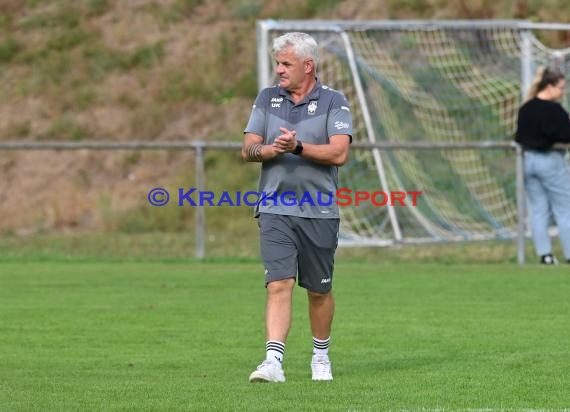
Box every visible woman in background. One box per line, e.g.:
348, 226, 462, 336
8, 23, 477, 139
516, 66, 570, 264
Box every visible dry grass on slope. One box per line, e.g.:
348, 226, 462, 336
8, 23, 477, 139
1, 0, 570, 235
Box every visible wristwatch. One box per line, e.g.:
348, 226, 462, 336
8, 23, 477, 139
293, 140, 303, 155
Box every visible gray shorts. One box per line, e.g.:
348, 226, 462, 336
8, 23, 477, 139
258, 213, 339, 293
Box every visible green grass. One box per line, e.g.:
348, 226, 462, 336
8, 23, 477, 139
0, 230, 562, 265
1, 259, 569, 411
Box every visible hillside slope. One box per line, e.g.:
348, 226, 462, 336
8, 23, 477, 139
0, 0, 569, 234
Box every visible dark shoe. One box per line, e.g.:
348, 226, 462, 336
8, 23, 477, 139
540, 254, 558, 265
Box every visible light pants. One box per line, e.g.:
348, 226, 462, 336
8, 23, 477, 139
524, 150, 570, 259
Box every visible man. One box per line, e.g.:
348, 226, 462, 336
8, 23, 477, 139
242, 32, 353, 383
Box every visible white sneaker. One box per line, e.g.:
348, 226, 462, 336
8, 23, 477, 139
249, 360, 285, 383
311, 354, 333, 381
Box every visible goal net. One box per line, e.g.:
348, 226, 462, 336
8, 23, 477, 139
256, 20, 570, 246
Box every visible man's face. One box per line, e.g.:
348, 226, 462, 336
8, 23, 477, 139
275, 47, 308, 91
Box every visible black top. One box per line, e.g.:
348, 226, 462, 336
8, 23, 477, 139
515, 97, 570, 151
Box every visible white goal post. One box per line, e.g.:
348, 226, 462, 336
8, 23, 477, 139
256, 19, 570, 262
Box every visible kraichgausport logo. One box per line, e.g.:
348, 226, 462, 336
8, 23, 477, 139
147, 188, 422, 207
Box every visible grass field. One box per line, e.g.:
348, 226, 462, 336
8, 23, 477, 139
1, 249, 570, 411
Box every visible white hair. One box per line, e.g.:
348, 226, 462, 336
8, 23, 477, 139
272, 32, 319, 70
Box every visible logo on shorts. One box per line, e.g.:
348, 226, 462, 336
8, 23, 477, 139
321, 277, 331, 284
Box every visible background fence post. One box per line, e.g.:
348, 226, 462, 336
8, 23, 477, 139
195, 141, 206, 259
516, 143, 526, 265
